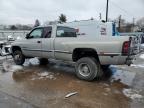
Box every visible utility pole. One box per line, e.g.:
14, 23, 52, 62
133, 18, 135, 32
118, 15, 121, 32
99, 13, 102, 20
106, 0, 109, 22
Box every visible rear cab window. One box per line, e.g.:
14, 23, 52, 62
56, 26, 77, 37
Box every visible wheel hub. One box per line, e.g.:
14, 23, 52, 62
78, 63, 91, 77
14, 54, 21, 61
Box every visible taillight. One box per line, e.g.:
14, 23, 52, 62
122, 41, 130, 55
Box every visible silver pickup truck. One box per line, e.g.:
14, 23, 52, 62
11, 25, 140, 81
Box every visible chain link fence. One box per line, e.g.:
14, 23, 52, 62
0, 31, 30, 41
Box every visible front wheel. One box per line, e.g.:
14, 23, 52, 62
13, 50, 25, 65
75, 57, 100, 81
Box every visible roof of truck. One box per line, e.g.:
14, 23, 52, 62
34, 20, 113, 29
58, 20, 105, 26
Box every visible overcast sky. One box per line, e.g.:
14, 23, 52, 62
0, 0, 144, 25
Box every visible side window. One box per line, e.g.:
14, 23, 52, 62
56, 26, 77, 37
43, 27, 52, 38
29, 28, 43, 38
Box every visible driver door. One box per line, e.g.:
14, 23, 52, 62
22, 28, 43, 57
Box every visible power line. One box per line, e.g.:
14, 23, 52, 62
109, 0, 135, 18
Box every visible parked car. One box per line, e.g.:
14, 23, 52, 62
0, 35, 15, 56
11, 20, 140, 81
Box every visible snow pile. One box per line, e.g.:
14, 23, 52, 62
123, 88, 143, 100
111, 69, 136, 86
37, 72, 49, 77
11, 65, 23, 72
31, 71, 56, 80
2, 62, 23, 72
139, 54, 144, 59
24, 58, 39, 66
29, 58, 39, 65
131, 64, 144, 68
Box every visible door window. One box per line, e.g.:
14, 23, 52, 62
56, 26, 77, 37
29, 28, 43, 38
43, 27, 52, 38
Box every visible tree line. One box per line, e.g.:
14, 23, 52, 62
4, 14, 144, 32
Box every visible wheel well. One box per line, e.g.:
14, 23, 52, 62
72, 48, 100, 63
12, 46, 21, 53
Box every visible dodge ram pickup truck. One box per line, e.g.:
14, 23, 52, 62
11, 21, 140, 81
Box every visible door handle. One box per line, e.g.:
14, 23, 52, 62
37, 41, 41, 43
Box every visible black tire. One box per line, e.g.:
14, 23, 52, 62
97, 65, 110, 77
101, 65, 112, 78
75, 57, 101, 81
13, 50, 25, 65
39, 58, 49, 65
0, 48, 2, 56
101, 65, 110, 71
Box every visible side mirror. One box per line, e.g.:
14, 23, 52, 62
26, 34, 29, 39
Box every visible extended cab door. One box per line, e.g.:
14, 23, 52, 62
41, 26, 54, 58
54, 26, 77, 61
22, 28, 43, 57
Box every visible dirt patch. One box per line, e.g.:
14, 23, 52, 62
0, 59, 131, 108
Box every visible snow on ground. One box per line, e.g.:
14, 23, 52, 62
110, 67, 136, 86
11, 65, 23, 72
29, 58, 39, 65
0, 56, 5, 60
123, 88, 143, 100
131, 64, 144, 68
23, 58, 39, 66
2, 62, 23, 72
130, 53, 144, 68
139, 54, 144, 59
31, 71, 57, 80
140, 44, 144, 50
0, 56, 12, 60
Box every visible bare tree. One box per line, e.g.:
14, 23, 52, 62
137, 17, 144, 29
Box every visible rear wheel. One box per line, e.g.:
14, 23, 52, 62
13, 50, 25, 65
39, 58, 49, 65
75, 57, 101, 81
0, 48, 2, 56
101, 65, 113, 78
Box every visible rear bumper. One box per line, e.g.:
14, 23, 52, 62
99, 55, 136, 65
